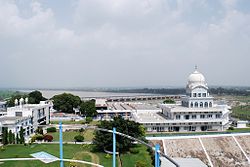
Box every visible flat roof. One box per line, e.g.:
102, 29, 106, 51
133, 112, 224, 124
0, 116, 30, 123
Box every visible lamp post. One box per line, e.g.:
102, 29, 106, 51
59, 121, 64, 167
113, 127, 116, 167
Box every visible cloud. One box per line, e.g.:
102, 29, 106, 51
0, 0, 249, 88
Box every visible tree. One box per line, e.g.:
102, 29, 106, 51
52, 93, 81, 113
28, 90, 47, 104
2, 127, 8, 145
74, 135, 84, 142
135, 160, 147, 167
19, 127, 25, 144
16, 134, 20, 144
93, 116, 145, 152
8, 130, 13, 144
80, 100, 96, 117
6, 94, 27, 107
12, 133, 15, 144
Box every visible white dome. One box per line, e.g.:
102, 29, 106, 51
188, 70, 206, 86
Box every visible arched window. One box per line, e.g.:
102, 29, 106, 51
195, 102, 198, 108
200, 102, 203, 108
204, 102, 208, 108
209, 102, 212, 107
190, 102, 193, 108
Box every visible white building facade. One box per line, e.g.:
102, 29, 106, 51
0, 99, 53, 142
135, 68, 231, 132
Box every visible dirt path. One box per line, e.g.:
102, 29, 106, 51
73, 151, 100, 167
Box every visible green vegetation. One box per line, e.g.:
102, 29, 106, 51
6, 90, 46, 107
52, 93, 81, 113
232, 105, 250, 120
163, 99, 175, 104
83, 129, 95, 141
120, 145, 152, 167
46, 127, 56, 133
74, 135, 84, 142
0, 90, 24, 100
50, 120, 85, 124
0, 144, 152, 167
46, 131, 81, 142
93, 116, 145, 152
80, 100, 96, 117
28, 91, 47, 104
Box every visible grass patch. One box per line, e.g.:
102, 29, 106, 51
0, 144, 151, 167
50, 120, 85, 124
120, 145, 153, 167
83, 129, 95, 141
47, 131, 82, 142
232, 105, 250, 120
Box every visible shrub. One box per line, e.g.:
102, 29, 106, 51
129, 148, 139, 154
85, 117, 93, 124
35, 127, 44, 135
79, 128, 84, 133
228, 126, 234, 130
74, 135, 84, 142
135, 160, 147, 167
105, 154, 111, 159
0, 146, 6, 152
44, 135, 53, 142
47, 127, 57, 133
32, 134, 44, 141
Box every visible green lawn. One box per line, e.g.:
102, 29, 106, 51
47, 131, 82, 142
120, 145, 153, 167
83, 129, 95, 141
47, 130, 95, 142
232, 105, 250, 120
0, 144, 152, 167
50, 120, 85, 124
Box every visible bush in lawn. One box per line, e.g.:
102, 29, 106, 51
105, 154, 111, 159
228, 126, 234, 130
74, 135, 84, 142
85, 117, 93, 124
32, 134, 44, 141
0, 146, 6, 152
44, 134, 53, 142
129, 148, 140, 154
79, 128, 84, 133
47, 127, 57, 133
135, 160, 147, 167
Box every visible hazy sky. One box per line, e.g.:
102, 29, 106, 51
0, 0, 250, 88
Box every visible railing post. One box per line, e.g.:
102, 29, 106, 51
155, 144, 160, 167
113, 127, 116, 167
59, 121, 64, 167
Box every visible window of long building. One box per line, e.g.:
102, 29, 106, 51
176, 115, 181, 120
200, 115, 205, 119
216, 114, 221, 118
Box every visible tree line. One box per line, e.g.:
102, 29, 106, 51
1, 127, 25, 145
6, 91, 97, 117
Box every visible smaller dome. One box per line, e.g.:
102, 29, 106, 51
188, 70, 206, 84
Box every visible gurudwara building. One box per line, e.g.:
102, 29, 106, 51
133, 68, 231, 132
